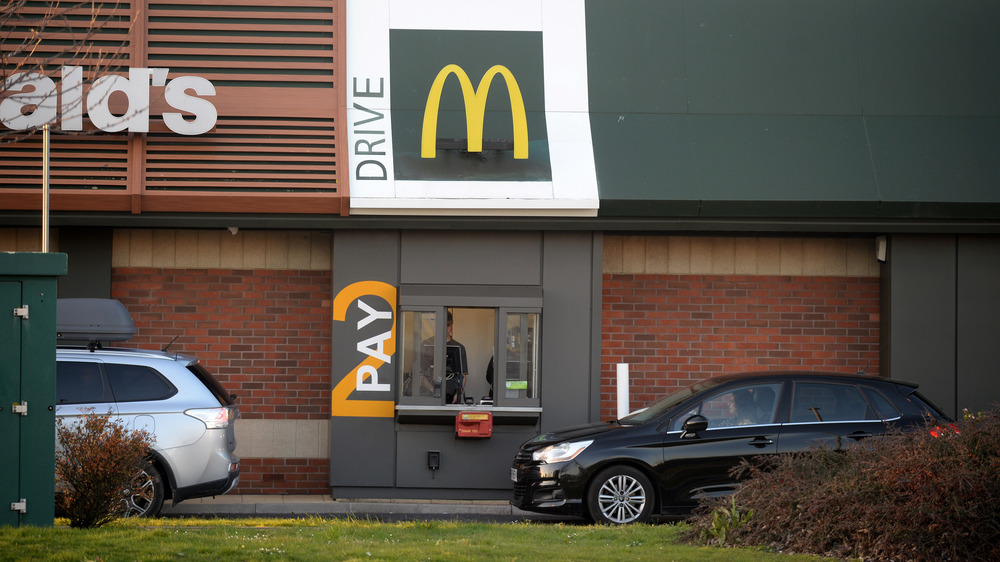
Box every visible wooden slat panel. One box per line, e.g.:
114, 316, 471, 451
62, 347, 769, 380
0, 1, 346, 215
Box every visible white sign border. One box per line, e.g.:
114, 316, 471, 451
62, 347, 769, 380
347, 0, 598, 216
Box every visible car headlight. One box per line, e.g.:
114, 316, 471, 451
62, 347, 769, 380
532, 440, 593, 464
185, 407, 231, 429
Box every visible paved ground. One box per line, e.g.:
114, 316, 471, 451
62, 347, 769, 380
160, 494, 577, 523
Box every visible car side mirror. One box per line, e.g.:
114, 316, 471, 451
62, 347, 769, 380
681, 414, 709, 439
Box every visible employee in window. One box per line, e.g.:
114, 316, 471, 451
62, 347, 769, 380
444, 312, 469, 404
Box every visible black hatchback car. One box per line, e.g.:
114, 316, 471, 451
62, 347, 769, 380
510, 372, 950, 524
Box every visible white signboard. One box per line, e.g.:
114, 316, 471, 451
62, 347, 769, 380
347, 0, 599, 216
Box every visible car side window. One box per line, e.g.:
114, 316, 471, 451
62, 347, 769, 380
790, 383, 873, 423
862, 387, 902, 420
671, 383, 781, 430
106, 364, 177, 402
57, 361, 111, 404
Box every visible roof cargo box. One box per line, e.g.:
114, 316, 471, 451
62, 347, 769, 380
57, 298, 136, 345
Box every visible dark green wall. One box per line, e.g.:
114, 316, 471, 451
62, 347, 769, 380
586, 0, 1000, 220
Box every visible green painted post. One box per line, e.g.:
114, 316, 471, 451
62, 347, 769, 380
0, 252, 67, 527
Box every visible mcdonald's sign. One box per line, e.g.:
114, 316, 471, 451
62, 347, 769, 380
346, 0, 599, 216
421, 64, 529, 159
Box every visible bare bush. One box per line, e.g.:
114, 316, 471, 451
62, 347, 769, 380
686, 412, 1000, 561
55, 409, 153, 529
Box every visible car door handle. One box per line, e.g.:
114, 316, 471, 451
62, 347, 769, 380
848, 431, 873, 441
749, 437, 774, 448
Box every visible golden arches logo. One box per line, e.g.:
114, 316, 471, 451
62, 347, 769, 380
421, 64, 528, 159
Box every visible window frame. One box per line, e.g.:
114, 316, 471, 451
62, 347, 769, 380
396, 285, 543, 413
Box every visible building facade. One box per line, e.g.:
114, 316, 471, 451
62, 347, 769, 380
2, 0, 998, 498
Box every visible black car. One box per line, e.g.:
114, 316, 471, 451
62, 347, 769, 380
510, 371, 950, 524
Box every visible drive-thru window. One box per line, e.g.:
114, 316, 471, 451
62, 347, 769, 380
399, 304, 540, 409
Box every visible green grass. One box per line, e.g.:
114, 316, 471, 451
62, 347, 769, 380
0, 517, 825, 561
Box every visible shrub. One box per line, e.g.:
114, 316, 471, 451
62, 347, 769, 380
55, 410, 153, 529
685, 411, 1000, 561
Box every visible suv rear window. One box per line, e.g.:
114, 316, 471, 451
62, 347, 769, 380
187, 361, 236, 407
106, 364, 177, 402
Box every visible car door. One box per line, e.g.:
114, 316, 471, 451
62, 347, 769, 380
655, 382, 784, 511
777, 381, 887, 453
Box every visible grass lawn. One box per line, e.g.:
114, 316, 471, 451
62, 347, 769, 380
0, 517, 825, 561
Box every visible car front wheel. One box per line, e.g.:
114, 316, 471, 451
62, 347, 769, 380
121, 461, 165, 517
586, 466, 655, 524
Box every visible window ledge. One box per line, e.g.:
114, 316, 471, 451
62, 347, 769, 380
396, 404, 541, 425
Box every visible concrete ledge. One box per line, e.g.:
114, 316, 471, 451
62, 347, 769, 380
160, 495, 535, 519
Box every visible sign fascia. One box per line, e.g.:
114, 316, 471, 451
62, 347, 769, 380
347, 0, 599, 217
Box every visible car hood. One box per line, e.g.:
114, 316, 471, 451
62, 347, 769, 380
522, 421, 626, 451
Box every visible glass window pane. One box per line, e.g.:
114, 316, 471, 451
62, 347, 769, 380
791, 383, 870, 423
503, 312, 539, 400
670, 383, 781, 430
401, 310, 437, 400
106, 364, 175, 402
57, 362, 109, 404
863, 387, 901, 420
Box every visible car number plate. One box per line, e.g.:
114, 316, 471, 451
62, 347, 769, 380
510, 468, 518, 482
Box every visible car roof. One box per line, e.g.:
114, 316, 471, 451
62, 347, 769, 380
704, 370, 919, 389
57, 346, 196, 365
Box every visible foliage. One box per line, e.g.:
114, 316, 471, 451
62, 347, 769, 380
685, 411, 1000, 560
699, 496, 753, 547
55, 410, 153, 529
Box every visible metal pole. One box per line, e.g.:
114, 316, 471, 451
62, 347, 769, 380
42, 123, 50, 252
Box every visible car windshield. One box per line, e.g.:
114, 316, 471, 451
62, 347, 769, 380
619, 379, 720, 425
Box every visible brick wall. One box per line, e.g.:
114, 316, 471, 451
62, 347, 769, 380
112, 267, 332, 494
602, 274, 880, 421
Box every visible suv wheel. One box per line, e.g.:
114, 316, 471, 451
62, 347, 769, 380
121, 461, 165, 517
586, 466, 655, 524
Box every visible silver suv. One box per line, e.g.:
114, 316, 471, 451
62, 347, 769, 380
55, 299, 239, 517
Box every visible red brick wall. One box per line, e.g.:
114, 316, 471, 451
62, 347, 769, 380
238, 458, 330, 495
112, 267, 332, 494
601, 274, 880, 421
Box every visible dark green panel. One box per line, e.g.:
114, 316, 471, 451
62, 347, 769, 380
590, 112, 701, 215
867, 117, 1000, 217
388, 29, 549, 180
682, 0, 861, 115
585, 0, 687, 113
691, 115, 877, 210
0, 281, 21, 527
593, 113, 880, 217
858, 0, 1000, 116
18, 276, 59, 526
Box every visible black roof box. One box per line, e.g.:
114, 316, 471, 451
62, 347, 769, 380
57, 298, 136, 345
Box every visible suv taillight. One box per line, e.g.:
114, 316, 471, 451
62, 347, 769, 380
185, 407, 231, 429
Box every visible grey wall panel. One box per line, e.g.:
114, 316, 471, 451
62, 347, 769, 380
956, 236, 1000, 415
330, 231, 400, 487
57, 228, 112, 298
887, 235, 956, 416
400, 231, 541, 285
395, 427, 534, 490
540, 232, 600, 430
